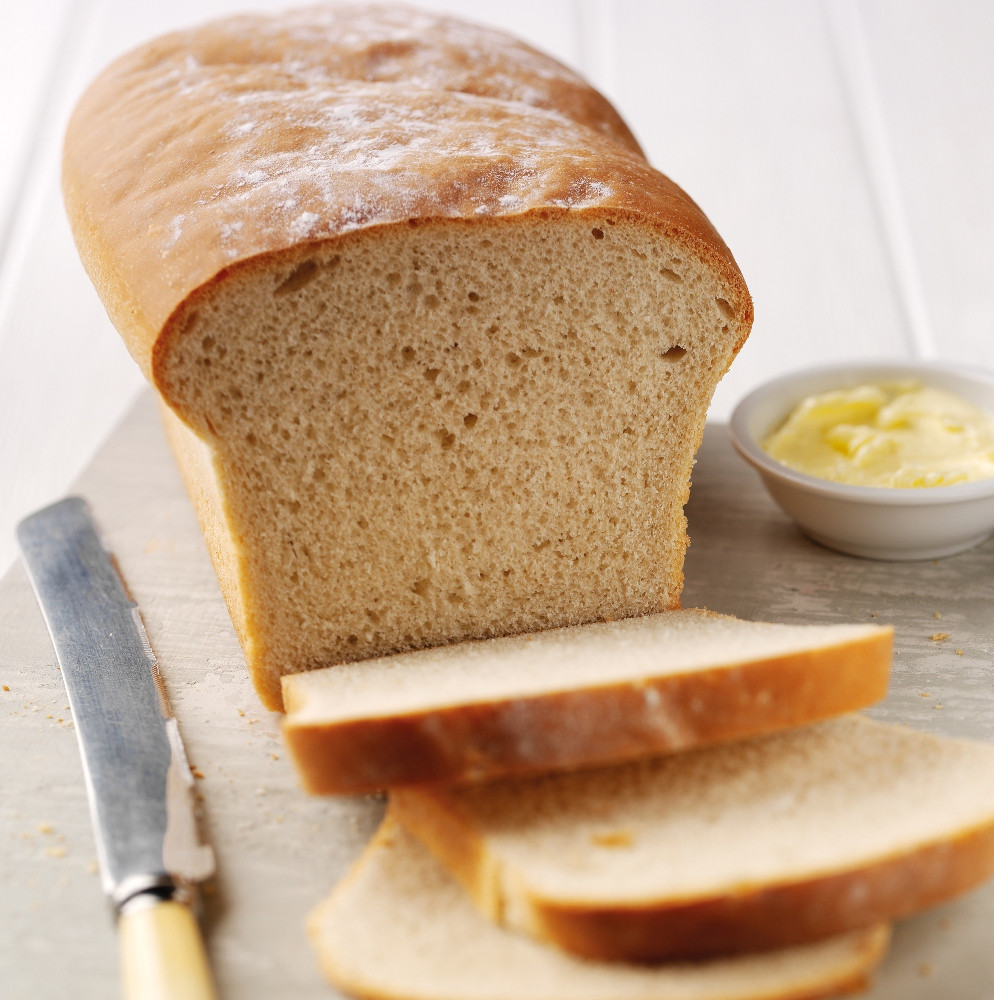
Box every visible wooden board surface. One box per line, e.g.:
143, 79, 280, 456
2, 392, 993, 998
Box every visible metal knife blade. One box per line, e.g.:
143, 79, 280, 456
16, 496, 214, 911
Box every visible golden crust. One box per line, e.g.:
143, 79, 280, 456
524, 819, 994, 962
157, 400, 254, 653
61, 4, 750, 394
286, 626, 892, 793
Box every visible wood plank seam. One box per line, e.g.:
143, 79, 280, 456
822, 0, 936, 360
0, 0, 107, 350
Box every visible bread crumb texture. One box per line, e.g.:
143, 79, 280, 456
63, 5, 751, 706
164, 219, 745, 702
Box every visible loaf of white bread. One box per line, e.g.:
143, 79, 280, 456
62, 4, 752, 709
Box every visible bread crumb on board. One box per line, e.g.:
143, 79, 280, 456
931, 633, 951, 641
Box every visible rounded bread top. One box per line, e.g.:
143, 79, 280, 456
62, 4, 749, 384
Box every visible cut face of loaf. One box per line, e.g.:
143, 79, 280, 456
391, 715, 994, 962
309, 816, 891, 1000
282, 609, 892, 793
157, 215, 745, 708
62, 6, 752, 708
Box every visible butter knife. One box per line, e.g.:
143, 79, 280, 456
17, 496, 218, 1000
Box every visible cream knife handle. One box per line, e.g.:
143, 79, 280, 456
119, 899, 218, 1000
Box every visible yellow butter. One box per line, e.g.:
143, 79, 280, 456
763, 381, 994, 487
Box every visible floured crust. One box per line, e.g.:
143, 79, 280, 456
283, 614, 893, 793
62, 4, 750, 396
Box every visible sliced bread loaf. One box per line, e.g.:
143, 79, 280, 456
63, 6, 752, 710
391, 715, 994, 962
309, 815, 891, 1000
282, 609, 891, 793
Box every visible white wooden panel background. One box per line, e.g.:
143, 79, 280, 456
2, 0, 993, 580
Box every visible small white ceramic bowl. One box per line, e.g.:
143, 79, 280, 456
728, 360, 994, 560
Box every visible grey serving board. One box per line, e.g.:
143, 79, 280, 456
1, 391, 992, 999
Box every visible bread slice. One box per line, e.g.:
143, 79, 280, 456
281, 609, 891, 793
62, 6, 752, 710
309, 815, 891, 1000
391, 715, 994, 962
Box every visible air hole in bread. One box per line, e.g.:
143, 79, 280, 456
401, 346, 416, 363
591, 227, 605, 239
385, 272, 401, 286
424, 294, 440, 309
661, 345, 687, 362
423, 367, 441, 382
411, 580, 430, 599
716, 297, 735, 320
467, 291, 479, 302
463, 413, 478, 429
436, 428, 456, 449
275, 259, 319, 296
660, 268, 683, 283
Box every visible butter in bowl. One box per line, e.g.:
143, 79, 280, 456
729, 361, 994, 560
